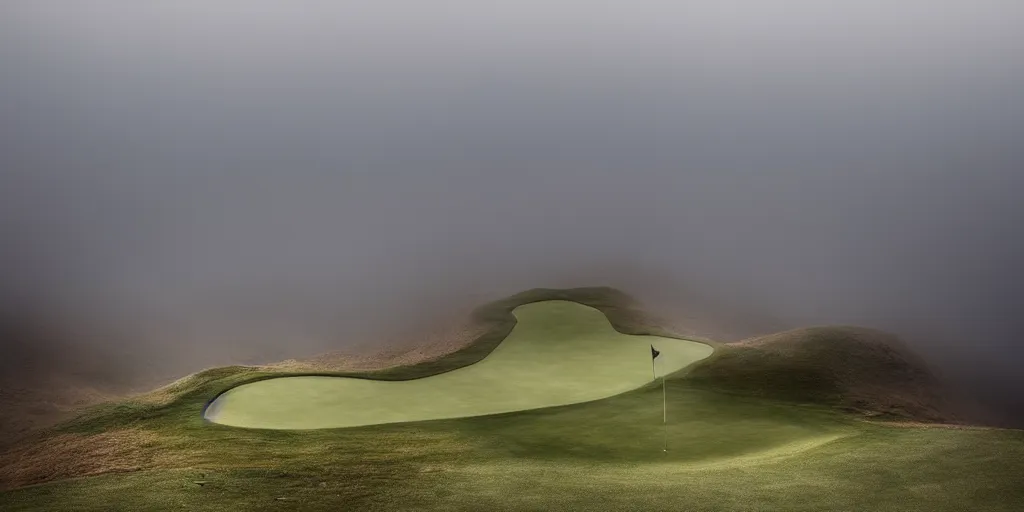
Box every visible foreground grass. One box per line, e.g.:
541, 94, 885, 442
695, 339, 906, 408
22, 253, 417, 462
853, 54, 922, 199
2, 382, 1022, 511
2, 288, 1022, 510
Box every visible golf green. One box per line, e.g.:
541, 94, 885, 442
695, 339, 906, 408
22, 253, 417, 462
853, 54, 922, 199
204, 300, 713, 429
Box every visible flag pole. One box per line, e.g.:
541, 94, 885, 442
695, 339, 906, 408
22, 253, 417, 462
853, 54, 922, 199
662, 374, 667, 452
650, 345, 667, 452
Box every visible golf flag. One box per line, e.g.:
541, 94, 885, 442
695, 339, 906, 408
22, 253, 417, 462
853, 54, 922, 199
649, 344, 668, 452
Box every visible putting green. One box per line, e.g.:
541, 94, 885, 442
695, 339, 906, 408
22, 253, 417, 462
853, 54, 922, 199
204, 300, 714, 429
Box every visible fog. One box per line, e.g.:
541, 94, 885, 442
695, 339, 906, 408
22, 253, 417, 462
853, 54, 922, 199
1, 2, 1023, 423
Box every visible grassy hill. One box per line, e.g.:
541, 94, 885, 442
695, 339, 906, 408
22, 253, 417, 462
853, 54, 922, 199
1, 287, 1021, 511
685, 326, 958, 422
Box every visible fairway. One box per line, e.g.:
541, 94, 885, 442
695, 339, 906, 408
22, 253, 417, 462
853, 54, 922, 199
204, 300, 713, 429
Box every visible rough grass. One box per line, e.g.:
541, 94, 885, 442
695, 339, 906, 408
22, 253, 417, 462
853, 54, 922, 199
685, 326, 957, 422
1, 287, 1021, 511
2, 383, 1022, 511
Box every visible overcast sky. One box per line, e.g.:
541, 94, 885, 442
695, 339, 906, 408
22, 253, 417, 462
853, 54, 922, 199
1, 1, 1023, 416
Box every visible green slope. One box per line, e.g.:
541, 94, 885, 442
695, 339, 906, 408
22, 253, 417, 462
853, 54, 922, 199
205, 301, 713, 429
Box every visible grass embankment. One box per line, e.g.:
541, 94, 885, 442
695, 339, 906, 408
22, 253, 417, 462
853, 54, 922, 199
1, 287, 1022, 511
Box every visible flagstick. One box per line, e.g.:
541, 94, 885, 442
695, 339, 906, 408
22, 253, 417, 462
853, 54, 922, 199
662, 374, 668, 453
650, 345, 667, 453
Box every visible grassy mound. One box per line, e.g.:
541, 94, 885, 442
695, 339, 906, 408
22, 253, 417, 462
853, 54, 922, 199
684, 326, 956, 422
205, 301, 712, 429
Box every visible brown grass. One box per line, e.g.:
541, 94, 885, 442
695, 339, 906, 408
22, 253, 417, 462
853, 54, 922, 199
0, 429, 183, 491
0, 381, 116, 449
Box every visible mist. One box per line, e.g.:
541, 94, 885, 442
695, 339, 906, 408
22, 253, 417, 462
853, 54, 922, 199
1, 1, 1023, 423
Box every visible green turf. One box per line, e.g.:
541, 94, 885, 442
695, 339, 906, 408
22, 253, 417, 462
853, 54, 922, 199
2, 288, 1022, 511
205, 301, 713, 429
4, 383, 1022, 511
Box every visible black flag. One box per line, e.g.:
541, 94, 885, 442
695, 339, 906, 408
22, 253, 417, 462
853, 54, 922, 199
651, 345, 660, 359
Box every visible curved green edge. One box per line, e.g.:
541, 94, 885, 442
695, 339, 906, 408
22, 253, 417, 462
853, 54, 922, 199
205, 300, 714, 430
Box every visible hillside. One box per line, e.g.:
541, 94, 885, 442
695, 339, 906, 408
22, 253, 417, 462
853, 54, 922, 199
684, 326, 958, 423
2, 287, 1018, 512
